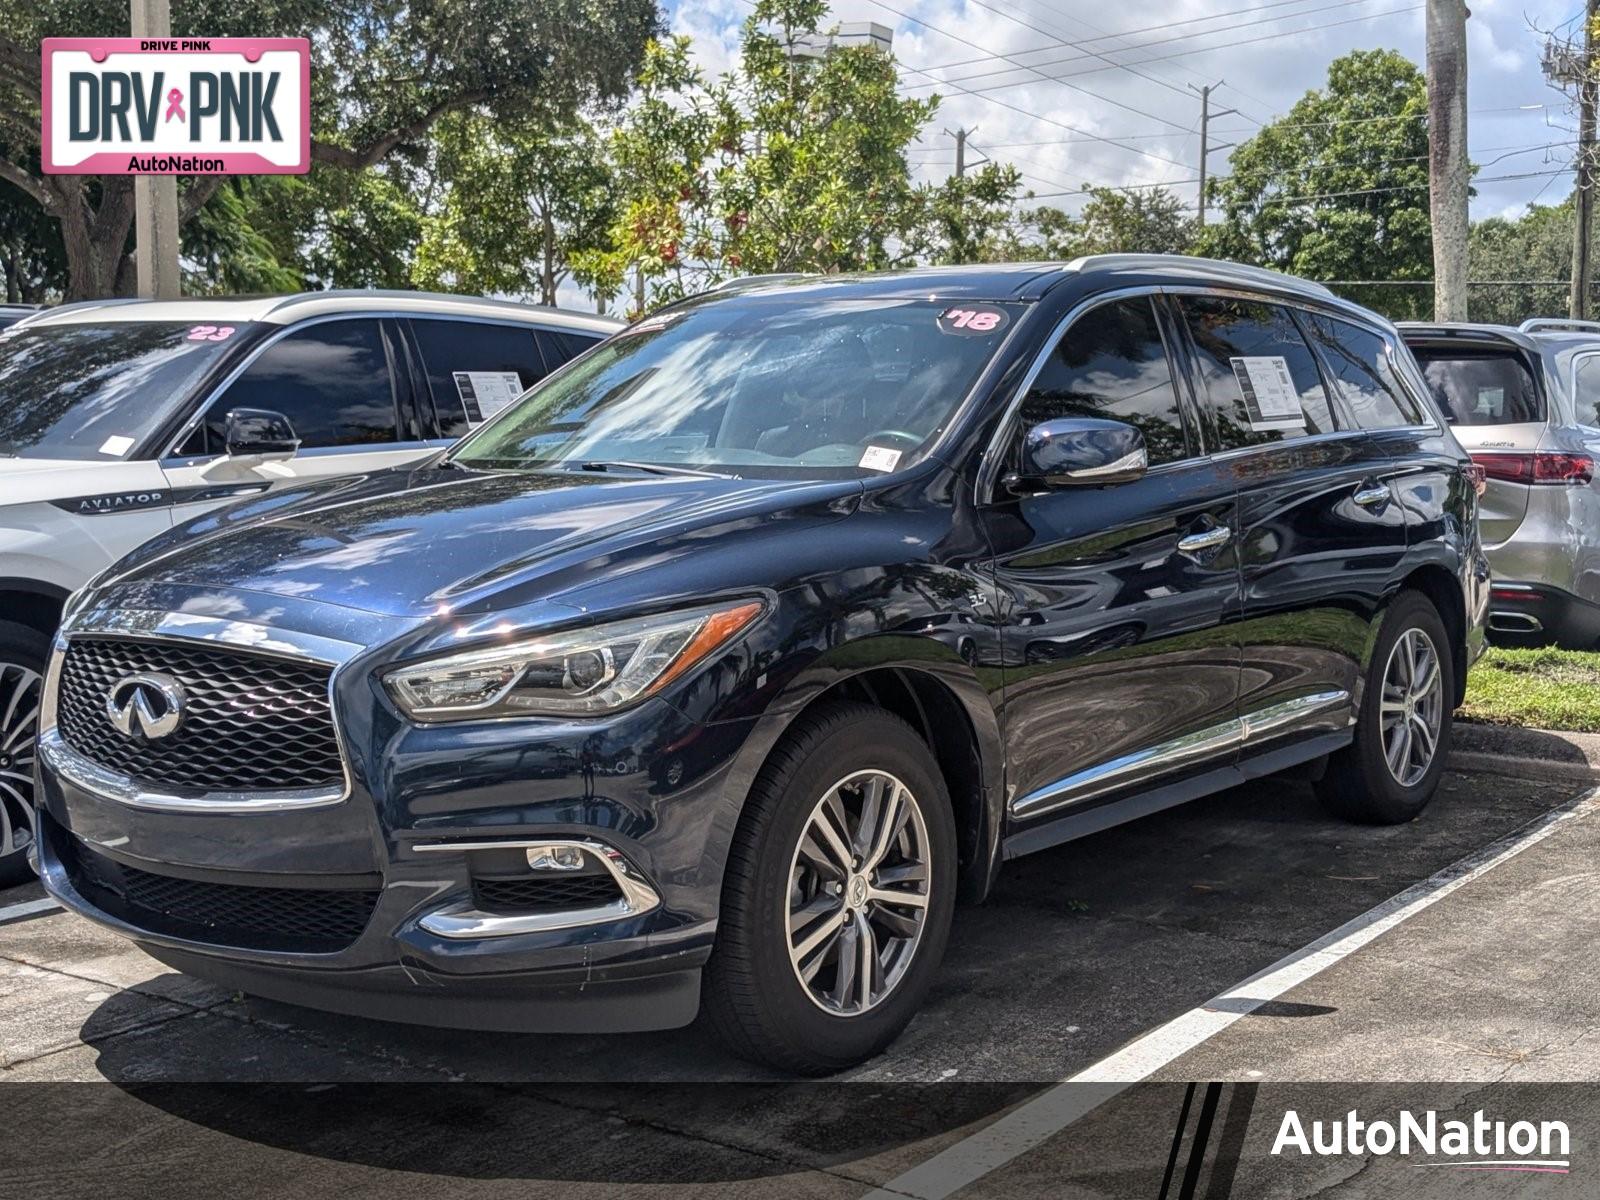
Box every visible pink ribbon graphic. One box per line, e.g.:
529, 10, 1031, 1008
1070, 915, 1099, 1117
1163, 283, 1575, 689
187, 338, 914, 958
164, 88, 185, 123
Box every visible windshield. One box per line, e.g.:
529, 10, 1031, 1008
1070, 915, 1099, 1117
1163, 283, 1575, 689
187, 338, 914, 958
452, 296, 1021, 479
1411, 348, 1544, 426
0, 321, 247, 460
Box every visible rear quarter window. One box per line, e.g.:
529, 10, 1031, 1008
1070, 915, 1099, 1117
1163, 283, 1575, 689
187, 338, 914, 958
1411, 347, 1543, 426
1303, 315, 1426, 429
411, 319, 548, 438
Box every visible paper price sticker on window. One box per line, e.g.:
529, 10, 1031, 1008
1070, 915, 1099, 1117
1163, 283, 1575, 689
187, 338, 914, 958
859, 445, 903, 473
453, 371, 525, 425
1230, 356, 1306, 432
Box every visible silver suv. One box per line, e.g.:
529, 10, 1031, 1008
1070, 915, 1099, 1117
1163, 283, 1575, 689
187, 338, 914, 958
1399, 318, 1600, 647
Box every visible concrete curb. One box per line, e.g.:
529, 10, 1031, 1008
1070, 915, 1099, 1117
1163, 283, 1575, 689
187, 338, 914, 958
1450, 720, 1600, 784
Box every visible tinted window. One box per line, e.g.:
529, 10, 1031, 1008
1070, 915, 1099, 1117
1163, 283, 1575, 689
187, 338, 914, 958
205, 319, 399, 450
1176, 296, 1336, 452
1575, 354, 1600, 427
1410, 348, 1544, 426
0, 321, 241, 460
536, 328, 603, 370
1021, 297, 1190, 465
1304, 314, 1425, 429
454, 297, 1017, 480
411, 319, 547, 438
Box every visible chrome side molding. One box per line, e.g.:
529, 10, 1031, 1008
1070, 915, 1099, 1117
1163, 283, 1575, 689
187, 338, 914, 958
1011, 690, 1351, 820
413, 837, 662, 938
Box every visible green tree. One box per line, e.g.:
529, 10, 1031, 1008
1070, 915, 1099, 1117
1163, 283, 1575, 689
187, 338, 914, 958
1468, 196, 1579, 324
0, 0, 658, 298
1198, 49, 1436, 318
1017, 185, 1195, 259
413, 113, 614, 306
909, 163, 1025, 264
587, 0, 943, 310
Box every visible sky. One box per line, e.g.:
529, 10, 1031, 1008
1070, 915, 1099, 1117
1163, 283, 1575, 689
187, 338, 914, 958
663, 0, 1592, 223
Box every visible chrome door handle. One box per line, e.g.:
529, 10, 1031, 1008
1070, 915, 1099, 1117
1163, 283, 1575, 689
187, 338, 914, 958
1177, 525, 1233, 554
1353, 482, 1392, 508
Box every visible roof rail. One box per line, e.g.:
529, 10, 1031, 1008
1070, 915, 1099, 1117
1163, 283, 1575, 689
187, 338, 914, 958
710, 273, 812, 292
256, 289, 596, 320
1518, 317, 1600, 335
1064, 254, 1336, 298
11, 298, 142, 328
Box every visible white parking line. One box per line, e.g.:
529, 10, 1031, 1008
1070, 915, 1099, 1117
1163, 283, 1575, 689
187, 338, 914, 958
861, 785, 1600, 1200
0, 897, 62, 925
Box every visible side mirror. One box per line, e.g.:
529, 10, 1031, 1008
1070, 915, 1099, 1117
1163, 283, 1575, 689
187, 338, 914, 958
1006, 417, 1147, 492
223, 408, 300, 460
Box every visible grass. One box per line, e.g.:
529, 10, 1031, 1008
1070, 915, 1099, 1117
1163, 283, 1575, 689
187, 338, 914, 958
1461, 646, 1600, 733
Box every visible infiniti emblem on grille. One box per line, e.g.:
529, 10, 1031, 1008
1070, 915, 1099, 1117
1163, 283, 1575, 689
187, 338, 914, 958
106, 673, 187, 740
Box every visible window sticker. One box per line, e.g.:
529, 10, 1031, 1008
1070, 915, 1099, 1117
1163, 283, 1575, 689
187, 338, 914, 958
186, 325, 235, 342
859, 444, 903, 472
452, 371, 525, 425
937, 305, 1009, 336
97, 434, 135, 457
1229, 356, 1306, 431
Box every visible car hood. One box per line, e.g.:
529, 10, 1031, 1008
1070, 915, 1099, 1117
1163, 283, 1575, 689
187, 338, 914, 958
105, 465, 864, 617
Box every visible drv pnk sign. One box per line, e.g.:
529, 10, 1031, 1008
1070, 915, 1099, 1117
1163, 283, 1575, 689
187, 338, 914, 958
42, 38, 309, 175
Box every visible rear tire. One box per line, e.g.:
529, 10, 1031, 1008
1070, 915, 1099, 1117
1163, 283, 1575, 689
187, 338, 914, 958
0, 620, 48, 887
1316, 592, 1453, 825
703, 701, 957, 1075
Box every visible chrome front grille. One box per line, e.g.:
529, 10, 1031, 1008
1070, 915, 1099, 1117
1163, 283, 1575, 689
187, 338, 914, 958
56, 636, 343, 793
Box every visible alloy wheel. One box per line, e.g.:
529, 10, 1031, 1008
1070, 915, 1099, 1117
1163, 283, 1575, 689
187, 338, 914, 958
1379, 627, 1444, 788
785, 769, 932, 1016
0, 660, 41, 865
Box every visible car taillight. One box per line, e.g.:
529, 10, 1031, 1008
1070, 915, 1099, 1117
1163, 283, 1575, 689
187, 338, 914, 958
1470, 451, 1594, 486
1535, 452, 1595, 484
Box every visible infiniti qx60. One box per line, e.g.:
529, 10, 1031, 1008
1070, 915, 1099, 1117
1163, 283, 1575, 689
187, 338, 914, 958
36, 257, 1487, 1073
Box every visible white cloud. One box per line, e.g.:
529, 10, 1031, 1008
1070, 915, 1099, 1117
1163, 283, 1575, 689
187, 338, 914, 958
665, 0, 1581, 222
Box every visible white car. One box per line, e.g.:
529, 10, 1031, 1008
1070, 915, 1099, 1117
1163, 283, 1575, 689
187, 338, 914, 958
0, 291, 621, 881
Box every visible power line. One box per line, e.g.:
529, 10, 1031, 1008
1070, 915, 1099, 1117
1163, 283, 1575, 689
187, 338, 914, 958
1022, 166, 1575, 204
901, 3, 1426, 95
959, 105, 1550, 149
910, 0, 1363, 76
952, 0, 1203, 103
864, 0, 1198, 134
733, 0, 1192, 168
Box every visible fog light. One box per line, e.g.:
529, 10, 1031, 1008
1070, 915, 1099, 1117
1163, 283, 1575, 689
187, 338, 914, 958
526, 844, 586, 872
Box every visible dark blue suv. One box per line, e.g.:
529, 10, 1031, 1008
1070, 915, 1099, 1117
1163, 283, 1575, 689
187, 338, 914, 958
35, 257, 1488, 1073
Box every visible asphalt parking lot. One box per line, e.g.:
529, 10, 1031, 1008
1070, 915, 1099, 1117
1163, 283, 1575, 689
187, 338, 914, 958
4, 742, 1598, 1197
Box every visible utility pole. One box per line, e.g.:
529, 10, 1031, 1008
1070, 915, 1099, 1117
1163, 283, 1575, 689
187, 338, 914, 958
943, 127, 986, 180
1573, 0, 1598, 318
1190, 82, 1236, 227
1426, 0, 1470, 321
131, 0, 181, 298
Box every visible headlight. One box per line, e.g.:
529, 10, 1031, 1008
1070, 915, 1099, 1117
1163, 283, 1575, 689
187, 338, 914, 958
384, 600, 764, 721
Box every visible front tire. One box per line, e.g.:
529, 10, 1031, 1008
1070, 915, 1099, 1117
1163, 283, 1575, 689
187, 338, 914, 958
703, 702, 957, 1075
1316, 592, 1453, 825
0, 620, 48, 887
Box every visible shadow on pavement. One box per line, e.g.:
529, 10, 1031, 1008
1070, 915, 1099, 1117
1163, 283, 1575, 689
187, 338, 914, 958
69, 769, 1588, 1088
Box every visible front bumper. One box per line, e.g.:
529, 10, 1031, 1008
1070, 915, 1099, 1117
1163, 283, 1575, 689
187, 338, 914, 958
34, 584, 754, 1033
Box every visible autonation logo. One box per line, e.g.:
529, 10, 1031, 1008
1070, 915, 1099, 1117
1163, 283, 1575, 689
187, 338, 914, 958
1272, 1108, 1571, 1174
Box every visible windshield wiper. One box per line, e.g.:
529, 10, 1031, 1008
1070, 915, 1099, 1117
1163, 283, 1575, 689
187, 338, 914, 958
574, 460, 738, 480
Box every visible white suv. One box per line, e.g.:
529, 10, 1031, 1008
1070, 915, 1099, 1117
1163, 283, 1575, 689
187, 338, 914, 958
0, 291, 621, 881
